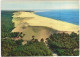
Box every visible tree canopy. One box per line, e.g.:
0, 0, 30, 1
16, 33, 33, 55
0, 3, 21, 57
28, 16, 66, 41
47, 32, 79, 56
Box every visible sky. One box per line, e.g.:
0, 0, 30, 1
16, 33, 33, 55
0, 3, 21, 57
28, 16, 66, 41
1, 0, 79, 10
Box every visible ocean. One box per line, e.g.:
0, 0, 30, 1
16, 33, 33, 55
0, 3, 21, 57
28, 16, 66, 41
35, 9, 79, 25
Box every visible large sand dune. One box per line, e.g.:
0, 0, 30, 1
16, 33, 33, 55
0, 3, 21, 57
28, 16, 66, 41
12, 11, 79, 41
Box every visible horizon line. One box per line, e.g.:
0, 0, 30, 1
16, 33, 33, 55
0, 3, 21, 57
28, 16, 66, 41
1, 9, 79, 11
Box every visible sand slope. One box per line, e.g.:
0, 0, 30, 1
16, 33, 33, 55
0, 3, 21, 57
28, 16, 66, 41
12, 11, 79, 41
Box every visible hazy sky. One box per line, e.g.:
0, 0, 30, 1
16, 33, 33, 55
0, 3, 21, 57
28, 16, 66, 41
1, 0, 79, 10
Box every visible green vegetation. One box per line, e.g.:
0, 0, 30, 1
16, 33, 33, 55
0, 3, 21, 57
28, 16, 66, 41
1, 11, 14, 38
73, 50, 79, 56
1, 11, 24, 38
1, 39, 17, 56
2, 38, 52, 56
47, 32, 79, 56
9, 32, 24, 38
2, 32, 79, 56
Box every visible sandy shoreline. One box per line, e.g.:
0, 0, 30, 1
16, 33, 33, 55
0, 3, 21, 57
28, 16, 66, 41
12, 11, 78, 34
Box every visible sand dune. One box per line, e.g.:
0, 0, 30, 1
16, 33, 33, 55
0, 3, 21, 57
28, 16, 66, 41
12, 11, 78, 32
12, 11, 79, 41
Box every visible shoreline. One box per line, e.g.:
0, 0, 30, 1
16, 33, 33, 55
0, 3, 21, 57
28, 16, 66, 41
35, 14, 78, 25
35, 10, 79, 25
34, 11, 78, 26
36, 14, 78, 26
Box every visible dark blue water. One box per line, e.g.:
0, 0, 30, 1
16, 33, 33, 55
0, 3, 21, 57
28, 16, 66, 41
35, 10, 79, 25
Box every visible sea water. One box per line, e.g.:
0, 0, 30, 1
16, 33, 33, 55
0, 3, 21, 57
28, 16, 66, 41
35, 9, 79, 25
